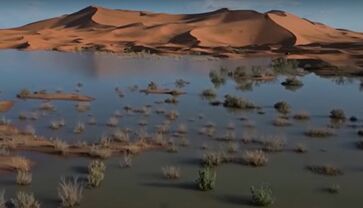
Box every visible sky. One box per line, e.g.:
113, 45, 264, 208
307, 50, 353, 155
0, 0, 362, 31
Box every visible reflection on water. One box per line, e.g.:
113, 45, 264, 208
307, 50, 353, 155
0, 50, 363, 208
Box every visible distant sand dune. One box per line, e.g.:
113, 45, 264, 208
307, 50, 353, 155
0, 5, 363, 72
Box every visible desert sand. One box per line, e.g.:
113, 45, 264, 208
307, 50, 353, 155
0, 6, 363, 74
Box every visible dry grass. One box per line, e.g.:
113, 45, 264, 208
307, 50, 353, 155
242, 150, 268, 167
162, 166, 181, 179
16, 170, 32, 185
305, 128, 335, 138
89, 145, 112, 159
73, 122, 85, 134
262, 137, 286, 152
12, 157, 31, 171
293, 111, 310, 120
120, 154, 133, 168
112, 129, 129, 143
307, 164, 343, 176
11, 191, 40, 208
58, 177, 83, 208
272, 118, 292, 127
53, 139, 69, 155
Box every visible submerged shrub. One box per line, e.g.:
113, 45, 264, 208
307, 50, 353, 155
327, 184, 340, 194
16, 171, 32, 185
58, 177, 83, 208
88, 160, 106, 188
274, 101, 290, 114
196, 166, 216, 191
263, 137, 286, 152
53, 139, 69, 155
162, 166, 181, 179
250, 184, 274, 206
202, 152, 225, 167
307, 164, 343, 176
223, 95, 256, 109
89, 145, 112, 159
73, 122, 85, 134
295, 143, 307, 153
272, 118, 292, 127
305, 128, 335, 138
242, 150, 268, 167
329, 109, 346, 120
293, 111, 310, 120
11, 191, 40, 208
112, 129, 129, 142
200, 89, 217, 99
281, 77, 303, 87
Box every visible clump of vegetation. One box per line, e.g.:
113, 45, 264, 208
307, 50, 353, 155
327, 184, 340, 194
196, 166, 216, 191
281, 77, 303, 86
18, 112, 28, 120
209, 69, 226, 88
272, 118, 292, 127
58, 177, 83, 208
87, 117, 96, 125
89, 145, 112, 159
73, 122, 85, 134
263, 137, 286, 152
162, 166, 181, 179
274, 101, 290, 114
202, 152, 226, 167
200, 89, 217, 99
112, 129, 129, 142
250, 184, 275, 206
40, 102, 56, 111
305, 128, 335, 138
242, 150, 268, 167
175, 79, 189, 88
17, 89, 31, 98
165, 110, 179, 120
307, 164, 343, 176
223, 95, 257, 109
107, 116, 119, 127
227, 142, 239, 153
11, 191, 40, 208
88, 160, 106, 188
11, 157, 31, 172
329, 109, 346, 120
164, 97, 178, 104
120, 154, 133, 168
295, 143, 307, 153
49, 120, 65, 130
75, 102, 90, 112
16, 170, 32, 186
293, 111, 310, 120
272, 57, 299, 74
53, 139, 69, 155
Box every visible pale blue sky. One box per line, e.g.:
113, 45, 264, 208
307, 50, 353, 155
0, 0, 362, 31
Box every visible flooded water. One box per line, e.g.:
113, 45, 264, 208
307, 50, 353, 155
0, 50, 363, 208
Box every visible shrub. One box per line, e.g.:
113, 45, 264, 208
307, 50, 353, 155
162, 166, 181, 179
16, 171, 32, 185
307, 164, 343, 176
39, 102, 56, 111
53, 139, 69, 155
223, 95, 256, 109
88, 160, 106, 188
112, 129, 129, 142
250, 184, 274, 206
272, 118, 292, 127
147, 81, 158, 90
209, 70, 226, 88
75, 102, 90, 112
295, 143, 307, 153
12, 157, 31, 172
263, 137, 286, 152
73, 122, 85, 134
281, 77, 303, 86
305, 128, 335, 138
196, 166, 216, 191
106, 116, 118, 127
227, 142, 239, 153
11, 191, 40, 208
89, 145, 112, 159
327, 184, 340, 194
200, 89, 217, 99
58, 177, 83, 207
293, 112, 310, 120
274, 101, 290, 114
242, 150, 268, 167
329, 109, 346, 120
202, 152, 225, 167
165, 110, 179, 120
18, 89, 31, 98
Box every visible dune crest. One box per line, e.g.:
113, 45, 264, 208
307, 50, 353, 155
0, 5, 363, 71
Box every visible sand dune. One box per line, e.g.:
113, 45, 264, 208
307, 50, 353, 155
0, 5, 363, 70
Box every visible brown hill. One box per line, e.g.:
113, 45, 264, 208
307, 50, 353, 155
0, 5, 363, 72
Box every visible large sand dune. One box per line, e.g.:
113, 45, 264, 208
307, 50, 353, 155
0, 6, 363, 72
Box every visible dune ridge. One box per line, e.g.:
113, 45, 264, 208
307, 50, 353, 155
0, 5, 363, 72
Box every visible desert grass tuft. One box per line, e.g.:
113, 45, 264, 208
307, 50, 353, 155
11, 191, 40, 208
16, 170, 32, 186
307, 164, 343, 176
58, 177, 83, 208
242, 150, 268, 167
162, 166, 181, 179
305, 128, 335, 138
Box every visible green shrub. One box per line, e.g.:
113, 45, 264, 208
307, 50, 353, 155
250, 184, 274, 206
196, 166, 216, 191
88, 160, 106, 188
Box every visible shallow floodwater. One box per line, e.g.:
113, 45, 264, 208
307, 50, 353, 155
0, 50, 363, 208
